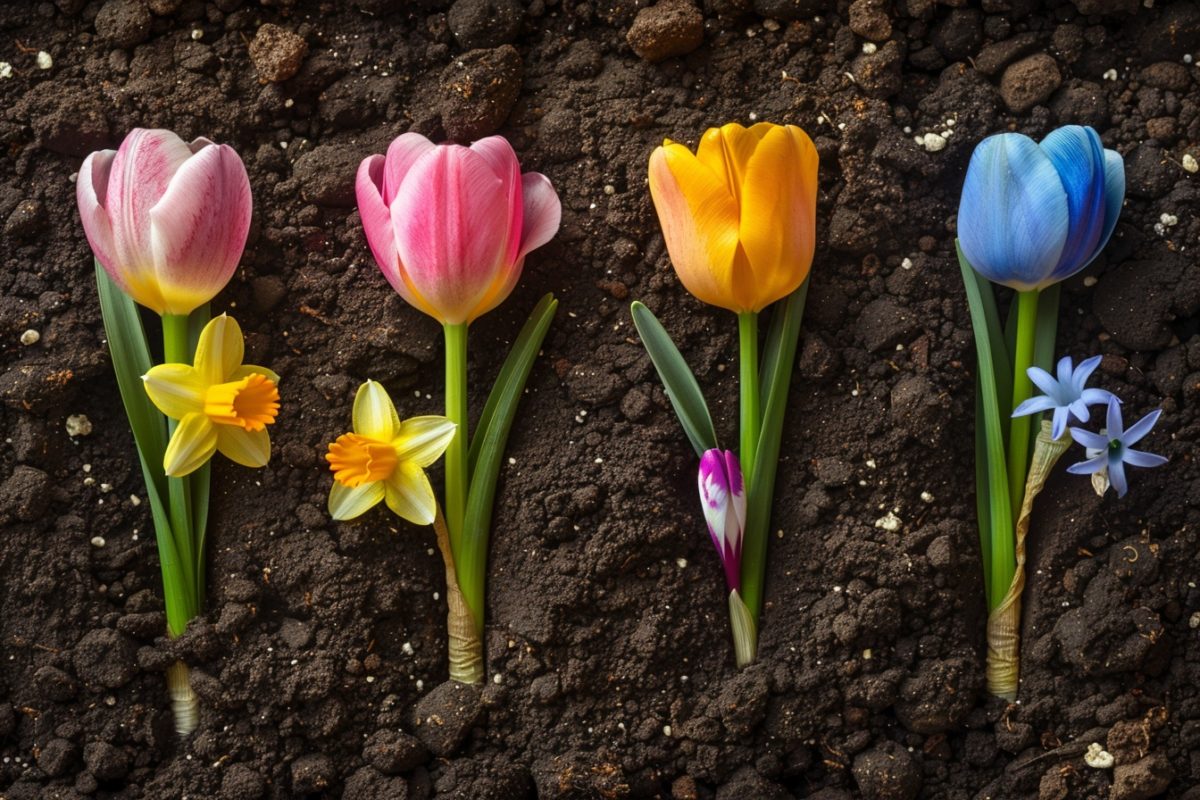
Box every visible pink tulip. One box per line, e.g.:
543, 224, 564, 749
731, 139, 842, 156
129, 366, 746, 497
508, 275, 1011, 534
77, 128, 252, 316
356, 133, 561, 326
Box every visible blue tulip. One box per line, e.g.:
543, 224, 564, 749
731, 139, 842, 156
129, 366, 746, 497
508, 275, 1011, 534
957, 126, 1125, 290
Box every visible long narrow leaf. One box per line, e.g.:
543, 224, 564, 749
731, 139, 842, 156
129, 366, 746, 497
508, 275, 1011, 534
740, 285, 807, 622
758, 279, 809, 405
630, 302, 719, 458
1029, 284, 1061, 458
957, 245, 1014, 610
187, 306, 212, 601
457, 296, 559, 631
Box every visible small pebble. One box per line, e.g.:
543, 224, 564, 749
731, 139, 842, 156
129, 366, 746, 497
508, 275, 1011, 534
862, 42, 877, 54
1183, 153, 1199, 173
675, 557, 687, 568
920, 491, 934, 503
0, 62, 12, 79
921, 132, 947, 152
191, 29, 203, 41
402, 642, 414, 655
36, 51, 52, 70
662, 725, 672, 737
1103, 68, 1118, 81
874, 511, 902, 531
1084, 742, 1114, 769
65, 414, 93, 437
20, 329, 40, 346
90, 536, 106, 548
129, 495, 141, 506
901, 257, 913, 270
1083, 276, 1098, 287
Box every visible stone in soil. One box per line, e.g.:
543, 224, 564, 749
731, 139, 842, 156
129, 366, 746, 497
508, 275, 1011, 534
1110, 753, 1172, 800
94, 0, 152, 48
1000, 53, 1063, 112
83, 740, 130, 782
248, 24, 308, 83
851, 741, 922, 800
973, 31, 1040, 76
439, 45, 523, 142
447, 0, 522, 50
848, 0, 892, 42
626, 0, 705, 63
894, 657, 978, 733
410, 680, 483, 757
343, 767, 410, 800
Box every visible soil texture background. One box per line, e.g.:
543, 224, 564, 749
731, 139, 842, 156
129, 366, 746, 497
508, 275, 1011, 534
2, 0, 1200, 798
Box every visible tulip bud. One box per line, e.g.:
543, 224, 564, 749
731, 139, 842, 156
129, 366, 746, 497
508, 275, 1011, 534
77, 128, 252, 316
648, 122, 818, 313
356, 133, 562, 326
698, 449, 746, 592
957, 125, 1124, 291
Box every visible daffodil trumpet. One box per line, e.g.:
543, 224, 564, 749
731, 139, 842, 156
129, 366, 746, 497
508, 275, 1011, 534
956, 125, 1127, 698
634, 121, 818, 667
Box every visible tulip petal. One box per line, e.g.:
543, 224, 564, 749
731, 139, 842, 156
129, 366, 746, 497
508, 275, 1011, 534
736, 124, 818, 310
215, 425, 271, 468
352, 380, 400, 442
392, 416, 457, 467
470, 136, 524, 267
1040, 126, 1106, 281
148, 143, 251, 316
958, 133, 1070, 290
696, 123, 764, 206
1094, 149, 1125, 261
648, 144, 740, 311
516, 172, 562, 261
381, 132, 436, 203
391, 145, 509, 325
107, 129, 194, 268
329, 480, 385, 521
384, 461, 436, 525
193, 315, 244, 385
77, 149, 119, 283
356, 155, 406, 296
163, 412, 218, 477
143, 364, 206, 420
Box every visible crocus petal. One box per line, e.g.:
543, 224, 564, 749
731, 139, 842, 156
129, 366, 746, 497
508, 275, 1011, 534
1108, 458, 1128, 498
958, 133, 1070, 290
163, 412, 218, 477
380, 132, 436, 204
77, 149, 119, 282
143, 363, 206, 420
1123, 449, 1167, 469
230, 364, 282, 385
1040, 126, 1106, 280
215, 425, 271, 468
648, 143, 741, 311
1094, 149, 1125, 264
1027, 366, 1060, 399
1121, 408, 1162, 446
516, 172, 562, 261
1066, 453, 1107, 475
1070, 428, 1110, 450
193, 315, 244, 385
390, 145, 510, 325
1012, 395, 1058, 417
352, 380, 400, 442
329, 481, 385, 521
384, 461, 436, 525
1106, 397, 1124, 438
1056, 356, 1074, 386
148, 142, 251, 316
1051, 407, 1070, 441
735, 124, 818, 311
723, 449, 746, 539
392, 416, 457, 467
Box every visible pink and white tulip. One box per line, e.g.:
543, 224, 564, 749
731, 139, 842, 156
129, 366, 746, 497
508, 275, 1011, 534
77, 129, 252, 317
356, 133, 562, 326
698, 449, 746, 592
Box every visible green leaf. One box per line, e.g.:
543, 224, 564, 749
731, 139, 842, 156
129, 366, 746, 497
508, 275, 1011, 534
629, 301, 719, 458
740, 281, 808, 622
956, 243, 1014, 610
1029, 283, 1061, 458
458, 294, 558, 631
186, 306, 212, 598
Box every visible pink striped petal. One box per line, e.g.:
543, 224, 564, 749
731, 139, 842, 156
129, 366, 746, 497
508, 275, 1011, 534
356, 154, 406, 293
391, 145, 509, 325
469, 136, 524, 268
381, 132, 436, 204
77, 148, 119, 284
107, 129, 193, 275
148, 142, 251, 315
517, 172, 561, 260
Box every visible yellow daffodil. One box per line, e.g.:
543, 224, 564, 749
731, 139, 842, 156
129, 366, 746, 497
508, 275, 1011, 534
648, 122, 818, 313
143, 314, 280, 477
325, 380, 456, 525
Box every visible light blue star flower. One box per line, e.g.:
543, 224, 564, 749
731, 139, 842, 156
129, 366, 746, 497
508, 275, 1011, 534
1011, 355, 1115, 440
1066, 397, 1167, 498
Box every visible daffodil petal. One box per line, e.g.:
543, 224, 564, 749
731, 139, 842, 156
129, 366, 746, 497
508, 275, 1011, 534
329, 480, 385, 521
352, 380, 400, 441
230, 364, 281, 385
163, 412, 217, 477
215, 425, 271, 468
392, 416, 457, 467
194, 314, 244, 384
648, 143, 740, 311
384, 461, 436, 526
143, 363, 205, 420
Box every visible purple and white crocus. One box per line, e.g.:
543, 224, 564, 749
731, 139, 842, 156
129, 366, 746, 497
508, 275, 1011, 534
698, 449, 746, 593
1067, 397, 1167, 498
1011, 355, 1115, 441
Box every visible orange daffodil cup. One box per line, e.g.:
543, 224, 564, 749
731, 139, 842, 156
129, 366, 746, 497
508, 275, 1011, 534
343, 132, 562, 684
633, 122, 818, 667
77, 129, 275, 735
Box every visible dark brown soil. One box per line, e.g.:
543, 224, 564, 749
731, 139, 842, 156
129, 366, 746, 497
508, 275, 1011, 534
2, 1, 1199, 798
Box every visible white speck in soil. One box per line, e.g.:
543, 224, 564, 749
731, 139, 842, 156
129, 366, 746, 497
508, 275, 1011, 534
19, 329, 39, 346
920, 491, 934, 503
1183, 153, 1199, 173
65, 414, 92, 437
874, 511, 902, 531
402, 642, 414, 655
1103, 68, 1118, 80
862, 42, 877, 54
1084, 742, 1114, 769
90, 536, 105, 548
675, 557, 687, 568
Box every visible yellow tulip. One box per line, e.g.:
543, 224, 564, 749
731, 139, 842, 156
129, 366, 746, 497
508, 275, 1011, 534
325, 380, 456, 526
142, 315, 280, 477
648, 122, 818, 313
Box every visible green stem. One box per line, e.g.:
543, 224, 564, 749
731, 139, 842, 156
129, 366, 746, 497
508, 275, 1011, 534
738, 312, 760, 487
162, 313, 198, 631
443, 323, 469, 559
1006, 290, 1040, 524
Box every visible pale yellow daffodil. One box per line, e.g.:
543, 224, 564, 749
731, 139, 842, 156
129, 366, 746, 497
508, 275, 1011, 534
325, 380, 456, 525
143, 314, 280, 477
